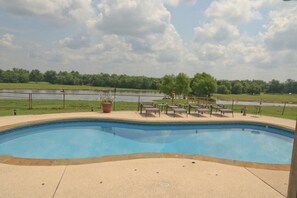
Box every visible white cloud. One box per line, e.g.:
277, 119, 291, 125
263, 6, 297, 51
194, 19, 240, 43
0, 33, 14, 48
205, 0, 264, 23
163, 0, 197, 7
59, 35, 90, 49
0, 0, 296, 81
0, 0, 95, 26
96, 0, 170, 37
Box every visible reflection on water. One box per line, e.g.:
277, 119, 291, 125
0, 89, 164, 102
0, 121, 294, 163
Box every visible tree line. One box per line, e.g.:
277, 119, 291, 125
0, 68, 296, 95
0, 68, 159, 90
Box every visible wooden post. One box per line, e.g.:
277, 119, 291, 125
30, 93, 32, 109
28, 93, 30, 110
63, 91, 65, 109
287, 118, 297, 198
137, 96, 140, 111
28, 93, 32, 109
282, 102, 287, 115
113, 88, 116, 111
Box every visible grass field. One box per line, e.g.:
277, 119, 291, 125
214, 93, 297, 103
0, 83, 296, 119
0, 99, 139, 116
0, 98, 296, 120
0, 82, 158, 93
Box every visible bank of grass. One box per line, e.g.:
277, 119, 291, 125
0, 98, 296, 120
214, 93, 297, 103
0, 82, 158, 93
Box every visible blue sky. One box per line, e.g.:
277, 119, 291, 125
0, 0, 296, 81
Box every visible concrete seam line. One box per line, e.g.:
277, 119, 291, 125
52, 166, 67, 198
244, 167, 286, 197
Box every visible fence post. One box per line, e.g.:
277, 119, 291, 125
62, 91, 65, 109
231, 99, 234, 112
28, 93, 30, 109
282, 102, 287, 115
287, 118, 297, 198
113, 88, 116, 111
137, 96, 140, 111
28, 93, 32, 109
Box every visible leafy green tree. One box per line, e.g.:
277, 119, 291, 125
191, 73, 217, 97
29, 69, 44, 82
246, 82, 261, 95
267, 79, 284, 93
12, 68, 30, 83
175, 73, 191, 98
284, 79, 297, 94
44, 70, 57, 84
231, 82, 243, 94
158, 74, 176, 96
217, 85, 230, 94
0, 69, 3, 83
217, 80, 231, 94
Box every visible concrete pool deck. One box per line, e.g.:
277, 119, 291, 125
0, 111, 295, 197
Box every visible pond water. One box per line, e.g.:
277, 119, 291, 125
216, 99, 297, 107
0, 89, 164, 102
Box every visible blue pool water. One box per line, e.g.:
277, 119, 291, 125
0, 120, 294, 164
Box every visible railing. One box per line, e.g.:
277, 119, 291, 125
0, 91, 296, 118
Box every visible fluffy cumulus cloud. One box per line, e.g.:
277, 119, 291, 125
205, 0, 276, 23
263, 6, 297, 51
191, 0, 297, 80
96, 0, 170, 37
0, 0, 296, 81
163, 0, 197, 7
0, 0, 96, 26
59, 35, 90, 49
0, 33, 14, 48
194, 19, 240, 43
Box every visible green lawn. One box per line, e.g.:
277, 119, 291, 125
0, 82, 158, 93
224, 104, 297, 120
0, 99, 139, 116
0, 98, 296, 120
214, 93, 297, 103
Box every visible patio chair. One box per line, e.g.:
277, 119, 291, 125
140, 103, 155, 114
189, 104, 211, 117
211, 105, 233, 117
165, 104, 188, 117
144, 107, 160, 117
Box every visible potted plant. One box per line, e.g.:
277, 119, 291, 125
100, 94, 113, 113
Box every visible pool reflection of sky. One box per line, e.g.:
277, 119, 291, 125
0, 121, 294, 164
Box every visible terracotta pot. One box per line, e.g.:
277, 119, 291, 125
102, 103, 112, 113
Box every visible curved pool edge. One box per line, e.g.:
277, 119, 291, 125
0, 152, 291, 171
0, 116, 295, 133
0, 114, 295, 170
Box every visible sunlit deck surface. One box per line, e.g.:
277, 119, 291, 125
0, 111, 295, 197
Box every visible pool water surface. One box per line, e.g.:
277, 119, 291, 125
0, 120, 294, 164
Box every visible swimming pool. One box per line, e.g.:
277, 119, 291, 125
0, 120, 294, 164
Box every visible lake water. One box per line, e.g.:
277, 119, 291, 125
0, 89, 164, 102
0, 89, 296, 106
216, 99, 297, 107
